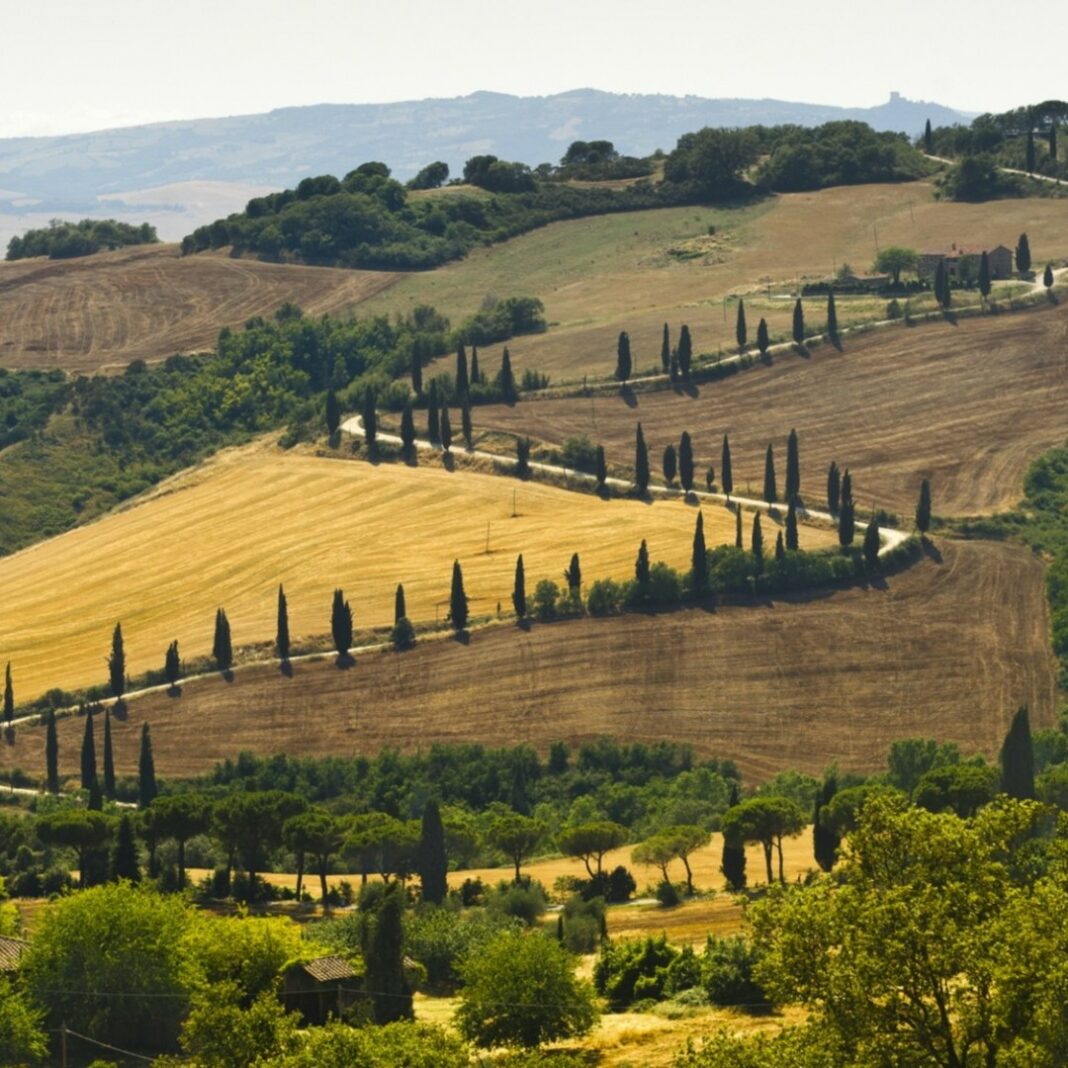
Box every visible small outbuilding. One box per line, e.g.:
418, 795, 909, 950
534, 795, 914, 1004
0, 936, 27, 974
282, 955, 362, 1026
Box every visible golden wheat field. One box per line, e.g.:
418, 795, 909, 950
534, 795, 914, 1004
0, 441, 838, 701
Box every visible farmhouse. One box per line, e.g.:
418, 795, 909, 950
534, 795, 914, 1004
282, 955, 361, 1025
0, 935, 27, 973
918, 244, 1014, 282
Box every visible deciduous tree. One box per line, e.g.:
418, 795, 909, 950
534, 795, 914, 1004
557, 821, 628, 879
874, 246, 918, 285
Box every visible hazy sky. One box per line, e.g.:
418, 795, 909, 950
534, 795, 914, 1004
4, 0, 1063, 137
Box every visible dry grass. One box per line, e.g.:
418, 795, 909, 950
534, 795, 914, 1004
0, 245, 396, 371
1, 537, 1054, 785
357, 181, 1068, 381
475, 300, 1068, 517
0, 441, 808, 702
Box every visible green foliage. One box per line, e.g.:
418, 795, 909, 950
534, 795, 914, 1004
595, 934, 679, 1009
273, 1020, 470, 1067
532, 578, 560, 621
404, 904, 519, 986
6, 218, 158, 260
873, 246, 918, 283
914, 762, 999, 818
179, 986, 299, 1068
886, 737, 962, 794
362, 882, 413, 1023
457, 296, 546, 345
561, 434, 598, 472
663, 128, 759, 199
586, 577, 626, 616
720, 796, 805, 885
0, 976, 48, 1067
486, 880, 548, 927
457, 930, 598, 1048
407, 161, 450, 190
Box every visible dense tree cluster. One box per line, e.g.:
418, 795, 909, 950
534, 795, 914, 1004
6, 218, 158, 261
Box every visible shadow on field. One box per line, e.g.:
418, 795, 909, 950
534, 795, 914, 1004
922, 538, 944, 564
620, 385, 638, 409
166, 685, 182, 699
280, 660, 293, 678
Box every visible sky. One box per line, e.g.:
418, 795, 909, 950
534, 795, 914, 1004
3, 0, 1064, 138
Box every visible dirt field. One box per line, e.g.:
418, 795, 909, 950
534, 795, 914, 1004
0, 442, 812, 701
358, 181, 1068, 380
0, 245, 396, 371
3, 537, 1053, 784
475, 301, 1068, 518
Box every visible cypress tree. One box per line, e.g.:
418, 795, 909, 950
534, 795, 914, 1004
1050, 123, 1059, 159
1026, 128, 1036, 173
924, 118, 933, 154
108, 623, 126, 701
756, 317, 770, 356
363, 884, 413, 1023
786, 428, 800, 503
470, 346, 480, 385
427, 381, 441, 442
1000, 705, 1035, 800
679, 432, 695, 494
276, 585, 290, 663
775, 531, 785, 561
449, 560, 468, 633
915, 478, 932, 535
595, 445, 607, 489
212, 608, 233, 672
456, 344, 469, 396
979, 250, 991, 301
565, 553, 581, 594
3, 663, 12, 726
461, 393, 473, 448
400, 402, 416, 456
827, 461, 841, 515
1016, 232, 1031, 274
934, 259, 949, 308
751, 513, 764, 573
735, 506, 742, 549
394, 583, 407, 626
838, 498, 855, 548
615, 331, 632, 383
721, 783, 746, 890
1044, 263, 1054, 291
362, 387, 377, 453
763, 444, 777, 504
813, 774, 839, 872
45, 710, 59, 794
418, 799, 448, 905
164, 640, 180, 690
635, 539, 650, 587
792, 298, 804, 345
513, 555, 526, 620
138, 723, 157, 808
111, 813, 141, 883
677, 324, 692, 377
691, 511, 709, 598
785, 500, 799, 551
498, 348, 517, 403
735, 299, 747, 350
80, 711, 97, 792
331, 588, 353, 659
662, 444, 677, 485
103, 707, 115, 799
325, 388, 341, 436
634, 423, 650, 495
411, 344, 423, 395
826, 291, 838, 340
88, 779, 103, 813
515, 437, 531, 477
440, 405, 452, 453
661, 323, 671, 372
721, 434, 733, 500
863, 517, 881, 570
840, 469, 854, 512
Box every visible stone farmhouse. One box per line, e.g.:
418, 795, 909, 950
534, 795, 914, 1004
917, 244, 1014, 283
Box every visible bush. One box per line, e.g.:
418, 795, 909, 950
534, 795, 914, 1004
580, 864, 636, 904
702, 935, 767, 1006
459, 877, 485, 907
561, 435, 598, 472
594, 934, 678, 1009
487, 880, 548, 926
405, 904, 520, 987
390, 617, 416, 650
532, 579, 560, 622
559, 895, 607, 954
586, 578, 627, 616
656, 879, 681, 907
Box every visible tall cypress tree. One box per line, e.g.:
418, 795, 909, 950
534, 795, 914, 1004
325, 388, 341, 436
827, 461, 841, 515
934, 259, 948, 309
498, 348, 517, 403
103, 707, 115, 800
721, 434, 733, 499
678, 431, 695, 494
331, 588, 353, 659
751, 513, 764, 573
734, 506, 742, 549
456, 344, 469, 396
1050, 123, 1059, 159
440, 405, 452, 453
394, 584, 407, 626
826, 291, 838, 340
513, 555, 526, 620
3, 663, 12, 726
364, 883, 413, 1023
138, 723, 157, 809
677, 324, 693, 377
841, 470, 854, 513
662, 444, 677, 485
838, 498, 855, 548
111, 814, 141, 883
615, 331, 632, 383
470, 346, 480, 385
775, 531, 785, 561
80, 710, 97, 792
979, 251, 991, 301
691, 512, 709, 598
461, 393, 473, 448
1026, 128, 1036, 173
1016, 233, 1031, 274
813, 773, 839, 872
108, 623, 126, 701
276, 585, 290, 663
786, 428, 800, 503
595, 445, 607, 489
411, 344, 423, 395
418, 799, 448, 904
1000, 706, 1035, 800
565, 553, 581, 594
427, 380, 441, 442
721, 782, 746, 890
635, 539, 650, 587
792, 299, 805, 345
763, 444, 778, 504
400, 402, 416, 456
785, 500, 799, 551
735, 299, 747, 350
660, 323, 671, 372
915, 478, 932, 535
756, 317, 770, 356
213, 608, 233, 673
634, 423, 650, 495
863, 517, 881, 570
923, 118, 933, 154
164, 641, 181, 690
449, 560, 468, 633
45, 709, 59, 794
1044, 263, 1055, 291
362, 387, 377, 453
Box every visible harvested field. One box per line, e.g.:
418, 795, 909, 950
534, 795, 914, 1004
358, 181, 1068, 380
0, 245, 396, 371
477, 301, 1068, 517
0, 442, 798, 701
3, 538, 1054, 784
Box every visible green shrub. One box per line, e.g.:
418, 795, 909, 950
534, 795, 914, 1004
405, 904, 519, 986
487, 880, 548, 926
533, 579, 560, 621
561, 435, 598, 472
586, 578, 627, 616
702, 934, 767, 1006
594, 935, 678, 1009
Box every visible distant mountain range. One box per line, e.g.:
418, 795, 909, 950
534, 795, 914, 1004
0, 89, 970, 244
